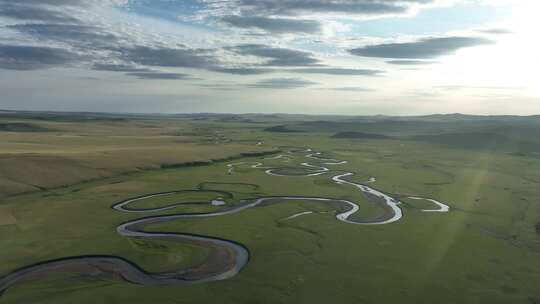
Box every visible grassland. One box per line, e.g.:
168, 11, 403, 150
0, 112, 539, 303
0, 113, 273, 198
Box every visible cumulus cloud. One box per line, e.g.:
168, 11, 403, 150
0, 3, 80, 23
197, 83, 239, 91
229, 44, 320, 66
126, 72, 193, 80
92, 63, 154, 72
0, 0, 127, 23
0, 0, 389, 79
0, 0, 123, 7
210, 67, 273, 75
247, 77, 318, 89
0, 0, 494, 85
221, 16, 321, 34
93, 63, 196, 80
289, 67, 383, 76
0, 45, 80, 70
234, 0, 435, 17
7, 24, 118, 47
0, 0, 84, 5
0, 0, 208, 79
476, 28, 513, 35
210, 66, 384, 76
349, 36, 495, 59
118, 46, 218, 68
327, 87, 374, 92
385, 60, 437, 65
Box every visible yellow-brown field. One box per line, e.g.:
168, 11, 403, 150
0, 116, 270, 197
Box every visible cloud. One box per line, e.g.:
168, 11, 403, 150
0, 0, 126, 23
229, 44, 320, 66
0, 0, 85, 6
197, 83, 238, 91
0, 1, 389, 78
289, 67, 383, 76
119, 46, 218, 68
210, 67, 273, 75
94, 63, 197, 80
327, 87, 374, 92
0, 44, 79, 70
221, 16, 321, 34
92, 63, 154, 72
7, 24, 118, 47
386, 60, 437, 65
210, 66, 383, 76
1, 2, 219, 72
476, 28, 513, 35
434, 85, 524, 91
234, 0, 435, 17
0, 0, 123, 7
126, 72, 193, 80
349, 36, 495, 59
0, 3, 80, 23
93, 62, 203, 81
247, 77, 318, 89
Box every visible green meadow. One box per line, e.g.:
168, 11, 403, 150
0, 112, 539, 303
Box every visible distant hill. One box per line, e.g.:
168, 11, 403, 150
0, 123, 50, 132
332, 132, 390, 139
283, 119, 508, 136
264, 125, 304, 133
411, 132, 540, 152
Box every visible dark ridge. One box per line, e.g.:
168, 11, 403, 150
240, 151, 278, 157
160, 150, 280, 169
160, 161, 213, 169
215, 115, 257, 123
411, 132, 540, 152
332, 131, 390, 139
412, 132, 508, 144
0, 122, 50, 132
536, 222, 540, 235
198, 182, 260, 192
264, 125, 304, 133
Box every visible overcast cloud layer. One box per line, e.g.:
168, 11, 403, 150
0, 0, 538, 115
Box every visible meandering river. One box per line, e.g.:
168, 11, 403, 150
0, 148, 449, 296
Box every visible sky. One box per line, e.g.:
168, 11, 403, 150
0, 0, 539, 115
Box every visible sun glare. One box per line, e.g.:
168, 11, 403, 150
433, 1, 540, 96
